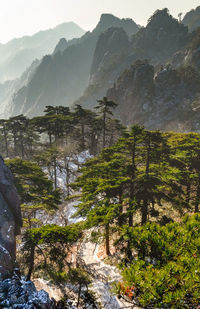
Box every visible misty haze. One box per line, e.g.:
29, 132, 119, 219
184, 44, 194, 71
0, 1, 200, 308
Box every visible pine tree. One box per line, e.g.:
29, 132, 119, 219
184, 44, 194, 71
95, 97, 117, 148
6, 158, 61, 228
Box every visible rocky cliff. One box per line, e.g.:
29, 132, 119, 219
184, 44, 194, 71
183, 6, 200, 32
0, 156, 22, 278
107, 60, 200, 131
5, 6, 200, 133
131, 8, 188, 64
75, 9, 189, 111
75, 26, 134, 109
0, 278, 57, 308
0, 59, 40, 118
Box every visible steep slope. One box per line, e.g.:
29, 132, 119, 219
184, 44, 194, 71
0, 22, 85, 82
131, 8, 188, 63
75, 27, 133, 109
107, 60, 200, 131
105, 21, 200, 131
53, 38, 69, 54
92, 13, 139, 37
76, 9, 189, 110
10, 14, 139, 117
183, 6, 200, 32
0, 59, 40, 118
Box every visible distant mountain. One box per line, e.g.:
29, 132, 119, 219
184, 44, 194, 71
53, 38, 69, 54
10, 14, 139, 117
76, 8, 200, 132
131, 8, 188, 63
0, 59, 40, 118
76, 9, 189, 110
6, 7, 200, 133
183, 6, 200, 32
0, 22, 85, 82
107, 60, 200, 131
92, 13, 139, 36
105, 15, 200, 132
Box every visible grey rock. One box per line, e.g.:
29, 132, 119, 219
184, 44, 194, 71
0, 156, 22, 278
0, 278, 56, 308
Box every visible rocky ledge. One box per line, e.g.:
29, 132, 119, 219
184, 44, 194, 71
0, 276, 56, 309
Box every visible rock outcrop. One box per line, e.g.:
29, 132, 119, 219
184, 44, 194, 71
0, 156, 22, 279
0, 277, 57, 308
75, 9, 190, 111
107, 60, 200, 131
183, 6, 200, 32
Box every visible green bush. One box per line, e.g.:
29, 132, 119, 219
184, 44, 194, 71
119, 214, 200, 308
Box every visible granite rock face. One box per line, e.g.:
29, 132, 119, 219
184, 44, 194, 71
0, 277, 57, 308
0, 156, 22, 278
107, 60, 200, 131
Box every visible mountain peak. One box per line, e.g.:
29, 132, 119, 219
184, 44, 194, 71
90, 27, 131, 77
183, 6, 200, 31
141, 8, 188, 47
94, 13, 139, 36
99, 13, 120, 23
53, 38, 68, 54
147, 8, 179, 29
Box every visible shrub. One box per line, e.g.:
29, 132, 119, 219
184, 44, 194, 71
119, 214, 200, 308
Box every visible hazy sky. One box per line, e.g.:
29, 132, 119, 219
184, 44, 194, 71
0, 0, 199, 43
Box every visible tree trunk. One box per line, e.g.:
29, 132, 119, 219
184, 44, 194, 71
65, 158, 70, 197
129, 138, 136, 227
145, 133, 151, 177
77, 283, 82, 308
48, 130, 52, 146
118, 193, 124, 226
127, 242, 133, 262
26, 244, 35, 281
105, 223, 110, 255
81, 123, 85, 150
142, 199, 148, 225
54, 159, 57, 188
103, 110, 106, 148
195, 174, 200, 213
141, 133, 151, 225
186, 182, 191, 209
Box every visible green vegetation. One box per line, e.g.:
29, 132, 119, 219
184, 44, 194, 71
6, 158, 61, 228
118, 214, 200, 308
68, 128, 200, 307
23, 223, 83, 280
1, 101, 200, 307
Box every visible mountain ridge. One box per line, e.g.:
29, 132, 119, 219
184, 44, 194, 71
9, 13, 139, 117
0, 22, 86, 82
